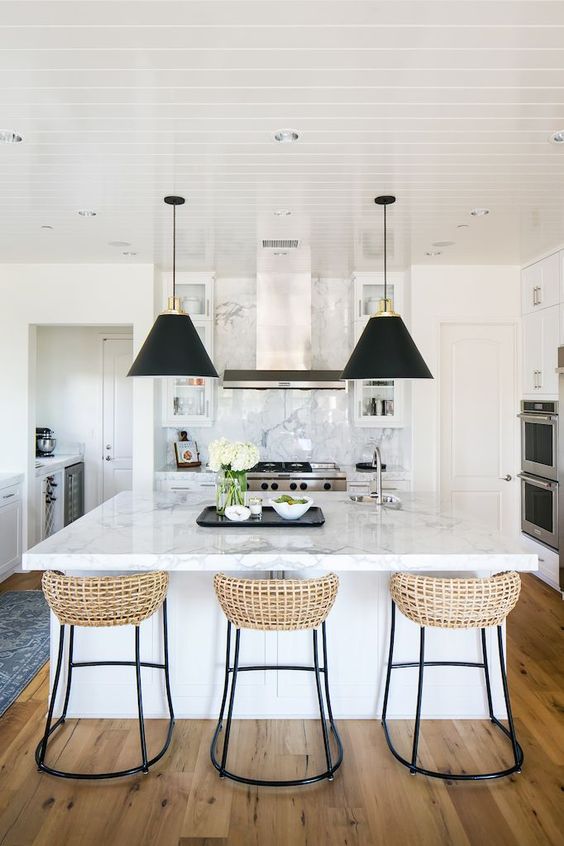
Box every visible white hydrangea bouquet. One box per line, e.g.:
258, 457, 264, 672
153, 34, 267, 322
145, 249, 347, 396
208, 438, 260, 515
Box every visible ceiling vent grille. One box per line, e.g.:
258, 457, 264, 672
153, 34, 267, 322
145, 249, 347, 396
262, 239, 299, 249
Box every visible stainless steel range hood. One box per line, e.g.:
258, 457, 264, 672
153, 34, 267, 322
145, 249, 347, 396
223, 247, 345, 390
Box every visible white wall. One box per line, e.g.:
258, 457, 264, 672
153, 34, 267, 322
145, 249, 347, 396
0, 264, 156, 545
36, 325, 131, 513
410, 265, 521, 491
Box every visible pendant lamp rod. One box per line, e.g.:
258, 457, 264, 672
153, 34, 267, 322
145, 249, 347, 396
164, 195, 185, 306
383, 200, 387, 306
172, 202, 176, 300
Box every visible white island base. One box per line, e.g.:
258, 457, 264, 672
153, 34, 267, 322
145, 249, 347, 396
23, 491, 537, 721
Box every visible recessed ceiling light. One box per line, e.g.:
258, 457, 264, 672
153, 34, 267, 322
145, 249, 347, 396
425, 250, 442, 256
78, 209, 96, 217
122, 251, 137, 257
108, 240, 131, 247
40, 225, 53, 230
0, 130, 23, 144
549, 130, 564, 144
432, 241, 454, 247
456, 224, 469, 229
274, 129, 299, 143
274, 209, 292, 216
273, 251, 288, 256
470, 208, 490, 216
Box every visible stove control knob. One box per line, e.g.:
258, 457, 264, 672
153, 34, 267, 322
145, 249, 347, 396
299, 482, 307, 491
323, 482, 331, 490
290, 482, 298, 490
271, 482, 279, 490
261, 482, 268, 491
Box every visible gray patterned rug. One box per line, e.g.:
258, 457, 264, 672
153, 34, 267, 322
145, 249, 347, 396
0, 591, 50, 716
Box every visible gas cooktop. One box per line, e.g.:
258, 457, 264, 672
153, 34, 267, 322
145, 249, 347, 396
247, 461, 346, 493
250, 461, 313, 474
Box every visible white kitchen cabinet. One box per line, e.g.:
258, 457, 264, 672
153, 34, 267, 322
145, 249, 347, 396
520, 533, 559, 592
0, 483, 22, 580
162, 320, 215, 426
522, 305, 559, 397
521, 252, 560, 315
161, 272, 214, 320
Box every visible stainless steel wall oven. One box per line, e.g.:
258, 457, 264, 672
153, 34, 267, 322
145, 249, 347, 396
518, 401, 558, 481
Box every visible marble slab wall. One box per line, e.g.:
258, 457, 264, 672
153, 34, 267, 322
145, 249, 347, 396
163, 277, 410, 468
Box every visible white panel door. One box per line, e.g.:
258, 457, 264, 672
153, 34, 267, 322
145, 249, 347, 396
102, 337, 133, 501
440, 323, 517, 534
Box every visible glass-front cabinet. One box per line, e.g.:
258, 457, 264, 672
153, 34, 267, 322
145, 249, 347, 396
161, 271, 214, 319
350, 273, 405, 427
161, 271, 215, 427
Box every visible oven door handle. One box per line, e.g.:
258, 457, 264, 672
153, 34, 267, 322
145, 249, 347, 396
517, 413, 557, 422
517, 473, 558, 489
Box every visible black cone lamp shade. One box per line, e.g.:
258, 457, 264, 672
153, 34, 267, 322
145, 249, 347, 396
341, 196, 433, 381
341, 313, 432, 379
127, 196, 218, 378
128, 308, 218, 377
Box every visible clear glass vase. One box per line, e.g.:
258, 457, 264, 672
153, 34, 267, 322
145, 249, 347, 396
215, 468, 247, 516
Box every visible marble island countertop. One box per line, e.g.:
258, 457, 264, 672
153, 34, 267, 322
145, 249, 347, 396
23, 490, 537, 573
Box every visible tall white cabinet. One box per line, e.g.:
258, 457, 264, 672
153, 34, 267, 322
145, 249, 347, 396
521, 252, 561, 400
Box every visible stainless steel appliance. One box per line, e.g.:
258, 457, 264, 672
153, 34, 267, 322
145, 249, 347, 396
519, 472, 558, 550
36, 427, 57, 456
247, 461, 346, 493
64, 462, 84, 526
518, 401, 558, 481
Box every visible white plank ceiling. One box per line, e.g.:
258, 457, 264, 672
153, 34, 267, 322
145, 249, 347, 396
1, 0, 564, 274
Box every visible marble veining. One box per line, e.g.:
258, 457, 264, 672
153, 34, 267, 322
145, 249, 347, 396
23, 490, 537, 573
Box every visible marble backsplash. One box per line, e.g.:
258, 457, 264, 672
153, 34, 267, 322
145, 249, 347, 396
162, 276, 410, 468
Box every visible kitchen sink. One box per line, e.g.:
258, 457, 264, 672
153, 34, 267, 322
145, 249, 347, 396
349, 494, 402, 509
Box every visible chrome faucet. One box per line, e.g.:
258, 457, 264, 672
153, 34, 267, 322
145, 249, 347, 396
371, 446, 383, 502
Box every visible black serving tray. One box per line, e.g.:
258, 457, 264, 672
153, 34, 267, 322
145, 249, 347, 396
196, 505, 325, 528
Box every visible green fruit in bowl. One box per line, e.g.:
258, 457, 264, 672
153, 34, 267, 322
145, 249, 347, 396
274, 495, 308, 505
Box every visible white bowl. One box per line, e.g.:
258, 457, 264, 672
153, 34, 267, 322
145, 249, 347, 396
269, 496, 313, 521
224, 505, 251, 522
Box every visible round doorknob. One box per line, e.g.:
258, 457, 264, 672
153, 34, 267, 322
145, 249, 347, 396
501, 474, 512, 481
105, 456, 112, 461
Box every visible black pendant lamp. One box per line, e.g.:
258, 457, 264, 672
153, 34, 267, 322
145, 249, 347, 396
341, 196, 432, 380
127, 196, 218, 378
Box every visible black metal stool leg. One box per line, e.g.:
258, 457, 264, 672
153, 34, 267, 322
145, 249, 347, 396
497, 625, 522, 771
219, 626, 240, 777
162, 600, 175, 723
381, 600, 396, 724
134, 625, 149, 773
481, 628, 495, 721
37, 624, 65, 769
59, 625, 75, 722
313, 628, 334, 779
410, 627, 426, 774
321, 622, 344, 772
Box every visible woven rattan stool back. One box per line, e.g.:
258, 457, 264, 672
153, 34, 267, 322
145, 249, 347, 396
389, 571, 521, 629
42, 571, 169, 627
214, 573, 339, 631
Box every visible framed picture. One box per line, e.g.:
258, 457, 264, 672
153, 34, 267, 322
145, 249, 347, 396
174, 440, 200, 467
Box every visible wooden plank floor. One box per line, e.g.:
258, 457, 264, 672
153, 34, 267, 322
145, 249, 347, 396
0, 572, 562, 846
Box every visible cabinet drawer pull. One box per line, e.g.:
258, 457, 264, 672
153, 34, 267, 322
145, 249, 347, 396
2, 493, 15, 499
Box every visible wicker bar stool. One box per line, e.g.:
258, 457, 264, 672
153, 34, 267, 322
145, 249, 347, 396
36, 571, 175, 780
210, 572, 343, 787
381, 571, 523, 781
